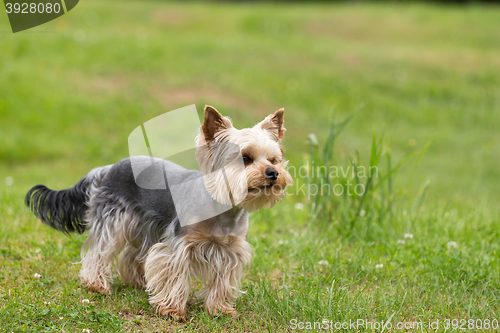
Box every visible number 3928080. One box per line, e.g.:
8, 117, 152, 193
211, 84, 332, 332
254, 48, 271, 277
5, 2, 61, 14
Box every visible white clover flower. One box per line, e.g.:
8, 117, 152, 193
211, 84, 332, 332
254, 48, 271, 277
81, 299, 90, 304
397, 239, 406, 245
404, 233, 413, 239
375, 264, 384, 269
44, 301, 51, 305
447, 241, 458, 249
294, 203, 304, 210
59, 317, 63, 320
318, 260, 329, 266
34, 273, 42, 278
83, 329, 90, 333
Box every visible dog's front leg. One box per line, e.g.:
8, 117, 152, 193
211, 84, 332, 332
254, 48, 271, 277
198, 266, 241, 317
145, 241, 190, 321
196, 239, 252, 317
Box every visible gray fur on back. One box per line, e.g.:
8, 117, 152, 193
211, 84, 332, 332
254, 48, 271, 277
98, 157, 191, 245
89, 156, 249, 260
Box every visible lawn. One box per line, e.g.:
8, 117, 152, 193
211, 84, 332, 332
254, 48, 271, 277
1, 1, 499, 332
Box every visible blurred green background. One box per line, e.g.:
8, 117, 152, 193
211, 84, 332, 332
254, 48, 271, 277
1, 1, 499, 208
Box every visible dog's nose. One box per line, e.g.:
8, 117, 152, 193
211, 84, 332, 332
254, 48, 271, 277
265, 167, 279, 181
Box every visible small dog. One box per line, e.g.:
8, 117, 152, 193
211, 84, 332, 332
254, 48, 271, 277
25, 106, 292, 320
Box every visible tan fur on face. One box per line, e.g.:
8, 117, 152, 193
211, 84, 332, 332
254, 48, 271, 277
196, 106, 293, 211
239, 158, 293, 212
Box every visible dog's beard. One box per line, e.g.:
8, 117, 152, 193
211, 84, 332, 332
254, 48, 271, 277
236, 166, 292, 212
238, 186, 285, 212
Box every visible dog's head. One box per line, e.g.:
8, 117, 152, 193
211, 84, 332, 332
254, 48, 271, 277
195, 105, 293, 212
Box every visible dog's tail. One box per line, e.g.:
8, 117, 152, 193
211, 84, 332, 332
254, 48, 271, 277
25, 166, 111, 234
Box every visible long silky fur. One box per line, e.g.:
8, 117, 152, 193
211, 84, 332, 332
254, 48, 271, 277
25, 107, 292, 320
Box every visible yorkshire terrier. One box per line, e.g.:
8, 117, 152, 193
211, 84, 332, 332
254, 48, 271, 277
25, 106, 293, 320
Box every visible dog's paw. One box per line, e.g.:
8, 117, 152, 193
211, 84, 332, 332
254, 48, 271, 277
157, 306, 187, 321
82, 280, 111, 295
131, 278, 146, 290
208, 306, 238, 317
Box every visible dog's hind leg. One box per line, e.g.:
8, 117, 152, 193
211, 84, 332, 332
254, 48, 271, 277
118, 245, 146, 289
80, 191, 127, 295
80, 224, 125, 295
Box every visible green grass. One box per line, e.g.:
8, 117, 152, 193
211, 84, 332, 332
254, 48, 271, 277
1, 1, 500, 332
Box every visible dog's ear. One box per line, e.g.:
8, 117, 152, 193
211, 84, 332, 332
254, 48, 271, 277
258, 108, 285, 142
201, 105, 233, 142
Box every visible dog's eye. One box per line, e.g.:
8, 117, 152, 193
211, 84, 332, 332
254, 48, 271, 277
269, 158, 276, 164
242, 156, 253, 164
